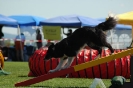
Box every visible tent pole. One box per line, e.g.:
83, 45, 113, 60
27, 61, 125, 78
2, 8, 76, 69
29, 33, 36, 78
17, 25, 24, 61
131, 25, 133, 47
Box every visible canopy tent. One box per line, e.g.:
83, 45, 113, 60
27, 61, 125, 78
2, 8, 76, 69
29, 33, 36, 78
0, 15, 17, 49
39, 14, 102, 27
20, 26, 36, 36
0, 14, 18, 39
117, 11, 133, 47
0, 14, 18, 26
8, 15, 45, 36
117, 11, 133, 25
9, 15, 45, 26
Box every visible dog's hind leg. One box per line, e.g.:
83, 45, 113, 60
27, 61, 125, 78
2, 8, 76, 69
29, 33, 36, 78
61, 57, 75, 70
48, 58, 68, 73
87, 44, 102, 59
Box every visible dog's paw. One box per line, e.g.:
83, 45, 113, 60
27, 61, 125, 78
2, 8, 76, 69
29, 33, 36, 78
110, 53, 114, 55
94, 54, 100, 60
61, 65, 70, 70
48, 69, 57, 73
61, 67, 67, 70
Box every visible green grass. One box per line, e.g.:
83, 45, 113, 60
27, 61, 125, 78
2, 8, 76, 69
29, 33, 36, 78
0, 62, 122, 88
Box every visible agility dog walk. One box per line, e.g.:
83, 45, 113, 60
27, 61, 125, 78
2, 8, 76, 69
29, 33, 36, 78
15, 48, 133, 87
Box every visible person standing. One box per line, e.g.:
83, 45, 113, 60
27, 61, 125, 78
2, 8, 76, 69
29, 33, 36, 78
36, 29, 42, 49
14, 33, 25, 61
0, 25, 4, 47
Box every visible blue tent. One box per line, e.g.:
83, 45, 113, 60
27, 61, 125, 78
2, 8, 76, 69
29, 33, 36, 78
0, 14, 18, 26
9, 15, 45, 26
97, 18, 132, 30
40, 15, 102, 27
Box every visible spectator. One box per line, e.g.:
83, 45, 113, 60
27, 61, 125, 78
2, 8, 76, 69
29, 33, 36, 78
36, 28, 42, 49
63, 29, 72, 37
0, 25, 4, 47
14, 33, 25, 61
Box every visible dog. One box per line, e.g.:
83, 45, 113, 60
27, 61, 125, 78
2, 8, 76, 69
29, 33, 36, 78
44, 16, 117, 73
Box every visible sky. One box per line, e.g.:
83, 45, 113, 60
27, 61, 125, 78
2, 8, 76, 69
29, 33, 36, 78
0, 0, 133, 18
0, 0, 133, 40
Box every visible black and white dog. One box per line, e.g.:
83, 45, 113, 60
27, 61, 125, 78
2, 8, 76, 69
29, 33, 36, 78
44, 16, 117, 73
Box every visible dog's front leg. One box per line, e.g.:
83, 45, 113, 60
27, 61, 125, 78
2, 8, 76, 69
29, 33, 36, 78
61, 58, 68, 67
48, 58, 68, 73
94, 54, 101, 60
61, 57, 75, 70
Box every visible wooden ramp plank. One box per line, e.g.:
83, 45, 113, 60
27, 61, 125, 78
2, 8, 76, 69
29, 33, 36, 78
74, 48, 133, 71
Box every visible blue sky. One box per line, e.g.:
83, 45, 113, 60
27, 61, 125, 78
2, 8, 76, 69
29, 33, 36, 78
0, 0, 133, 40
0, 0, 133, 18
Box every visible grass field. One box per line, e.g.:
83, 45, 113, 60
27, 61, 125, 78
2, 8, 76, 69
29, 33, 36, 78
0, 62, 115, 88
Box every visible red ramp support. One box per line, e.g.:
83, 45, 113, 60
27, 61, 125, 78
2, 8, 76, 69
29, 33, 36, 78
15, 48, 133, 87
15, 67, 75, 87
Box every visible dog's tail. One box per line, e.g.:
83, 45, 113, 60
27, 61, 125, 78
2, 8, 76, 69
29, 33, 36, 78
96, 16, 117, 31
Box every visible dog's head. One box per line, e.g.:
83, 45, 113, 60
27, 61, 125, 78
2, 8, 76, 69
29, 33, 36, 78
44, 43, 55, 60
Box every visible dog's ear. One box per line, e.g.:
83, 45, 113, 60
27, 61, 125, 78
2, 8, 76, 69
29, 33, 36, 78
49, 43, 54, 47
46, 42, 54, 47
48, 43, 55, 50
